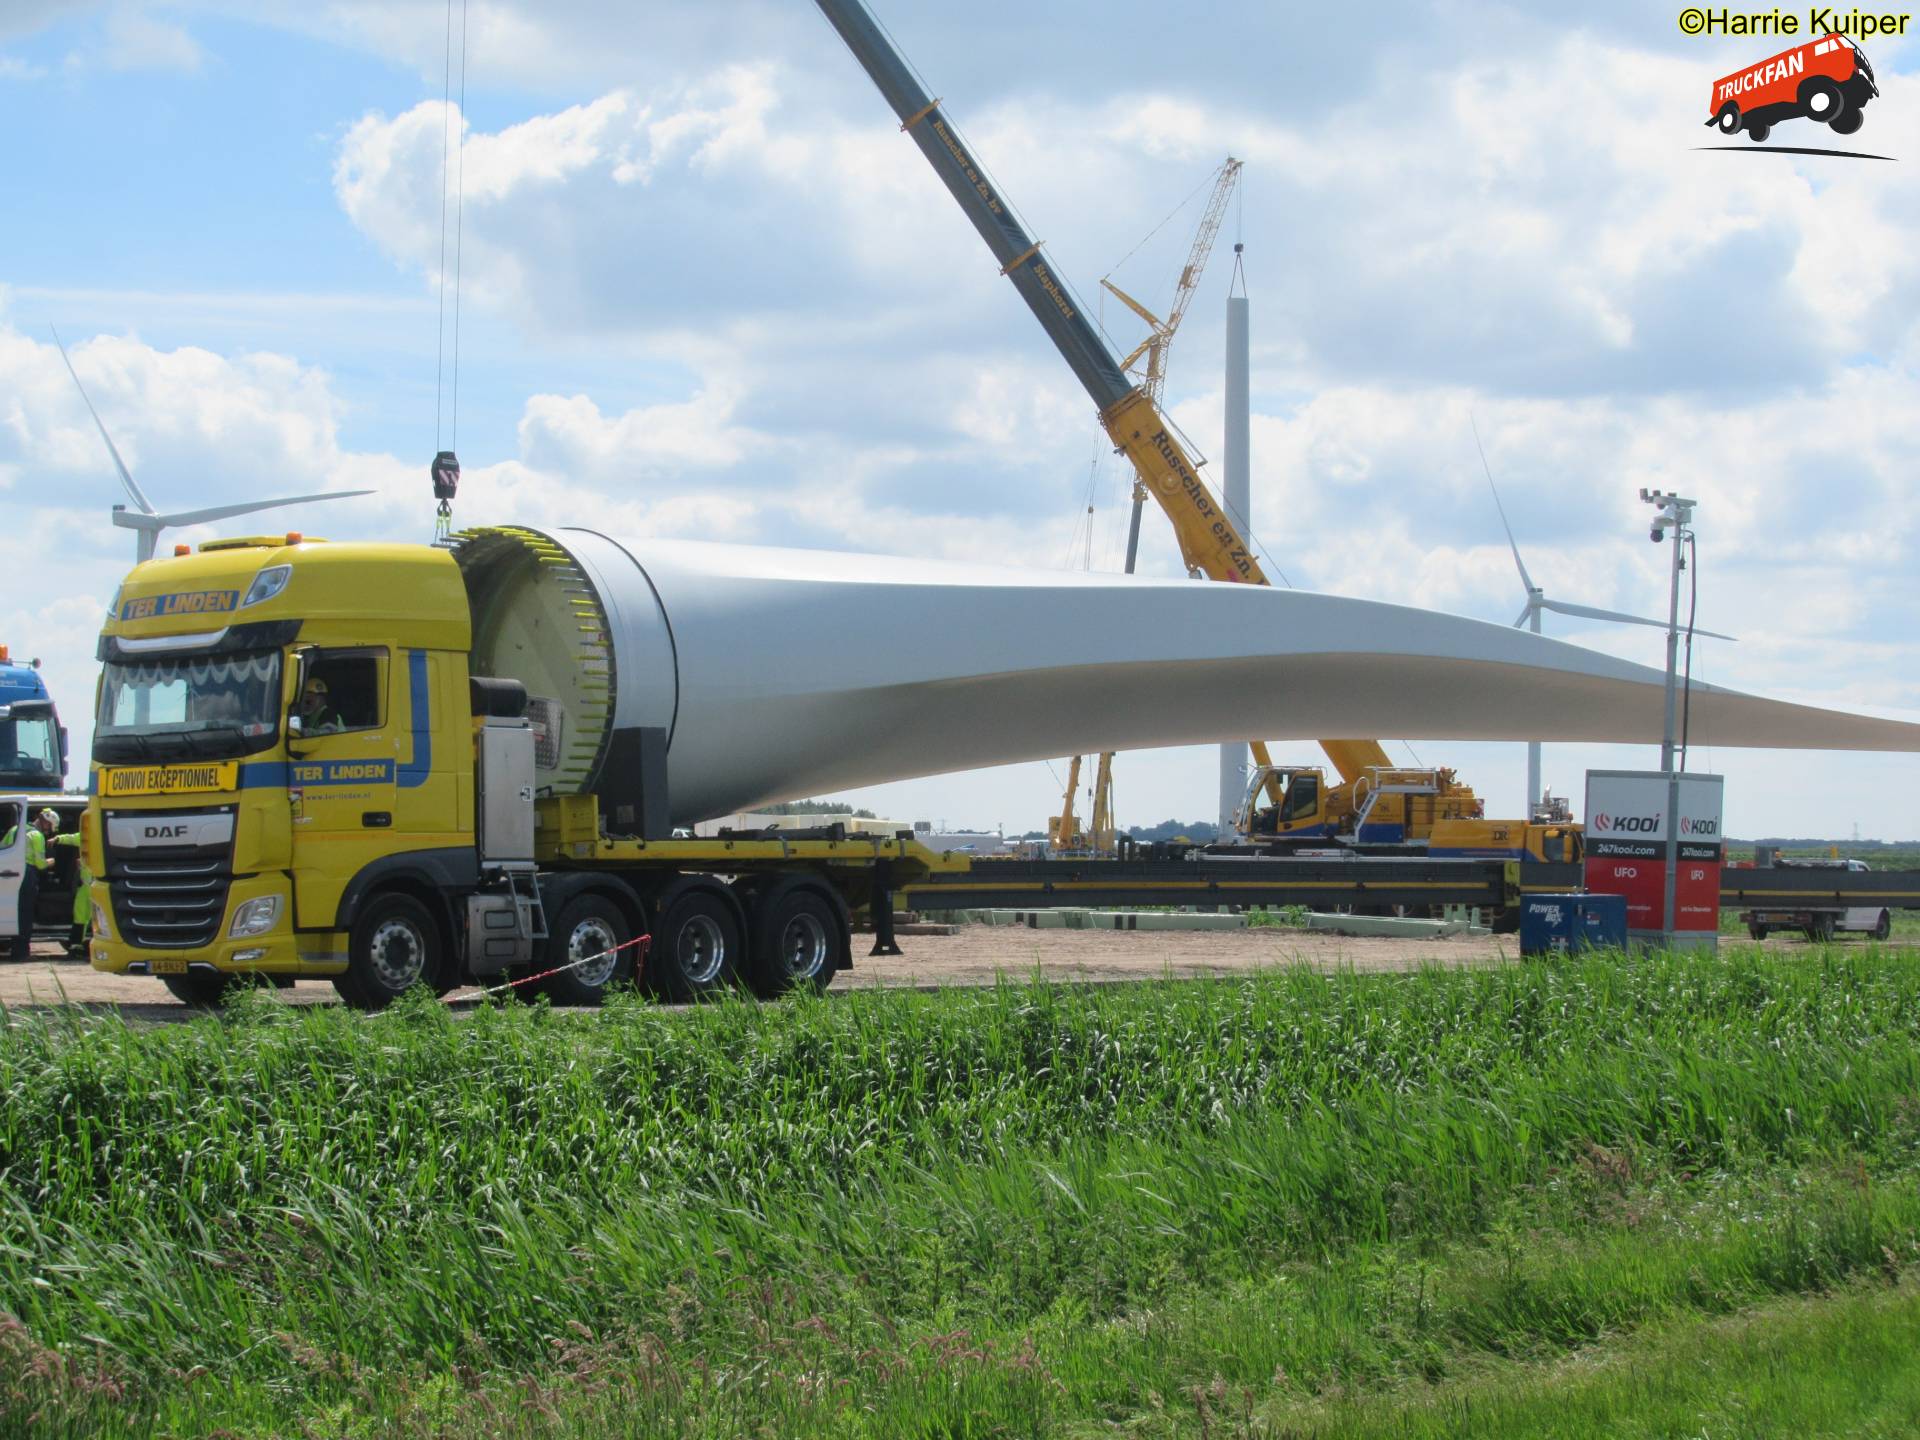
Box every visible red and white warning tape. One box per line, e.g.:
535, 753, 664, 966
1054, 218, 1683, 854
440, 933, 651, 1005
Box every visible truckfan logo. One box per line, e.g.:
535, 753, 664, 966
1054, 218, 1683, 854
1681, 15, 1898, 156
1592, 812, 1661, 833
1709, 33, 1877, 141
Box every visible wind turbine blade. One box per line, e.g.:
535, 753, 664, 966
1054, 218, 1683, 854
1470, 412, 1534, 596
1513, 602, 1533, 628
1539, 597, 1736, 641
152, 490, 377, 530
50, 326, 155, 516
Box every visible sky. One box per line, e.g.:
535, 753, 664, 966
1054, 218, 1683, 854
2, 0, 1917, 840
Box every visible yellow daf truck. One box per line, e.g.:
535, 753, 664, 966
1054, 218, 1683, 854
86, 529, 955, 1008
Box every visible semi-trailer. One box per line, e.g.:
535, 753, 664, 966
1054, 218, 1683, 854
82, 524, 1920, 1008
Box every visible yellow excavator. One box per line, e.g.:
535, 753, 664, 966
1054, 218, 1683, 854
813, 0, 1575, 864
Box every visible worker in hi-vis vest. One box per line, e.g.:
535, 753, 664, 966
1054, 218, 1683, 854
48, 827, 89, 955
2, 808, 58, 956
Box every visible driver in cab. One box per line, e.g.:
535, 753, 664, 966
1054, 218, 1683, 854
298, 676, 345, 735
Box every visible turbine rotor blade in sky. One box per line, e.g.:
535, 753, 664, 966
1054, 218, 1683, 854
1539, 596, 1736, 641
50, 326, 154, 517
1513, 601, 1534, 628
1471, 413, 1534, 596
146, 491, 378, 530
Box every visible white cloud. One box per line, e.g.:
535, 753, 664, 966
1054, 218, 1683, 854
100, 8, 201, 71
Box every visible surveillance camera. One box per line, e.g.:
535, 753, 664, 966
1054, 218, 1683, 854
1650, 527, 1663, 543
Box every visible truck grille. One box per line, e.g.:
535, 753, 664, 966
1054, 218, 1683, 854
104, 809, 236, 950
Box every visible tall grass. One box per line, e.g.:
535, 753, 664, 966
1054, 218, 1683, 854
2, 946, 1919, 1435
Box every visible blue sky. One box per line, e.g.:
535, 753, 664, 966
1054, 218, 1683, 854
2, 1, 1917, 839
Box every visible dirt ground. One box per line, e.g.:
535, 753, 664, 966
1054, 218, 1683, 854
0, 926, 1514, 1023
0, 923, 1875, 1024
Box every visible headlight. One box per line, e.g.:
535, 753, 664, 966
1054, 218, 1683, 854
92, 910, 111, 940
239, 565, 291, 609
228, 895, 282, 938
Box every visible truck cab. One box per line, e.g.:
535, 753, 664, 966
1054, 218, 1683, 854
88, 535, 477, 1003
0, 648, 68, 792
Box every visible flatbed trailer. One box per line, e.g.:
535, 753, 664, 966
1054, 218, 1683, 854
902, 855, 1920, 939
900, 855, 1584, 924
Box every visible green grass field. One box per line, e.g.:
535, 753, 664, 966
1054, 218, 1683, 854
5, 945, 1920, 1436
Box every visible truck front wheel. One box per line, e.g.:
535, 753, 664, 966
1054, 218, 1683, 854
535, 893, 633, 1007
162, 971, 252, 1008
335, 893, 441, 1010
650, 887, 742, 1001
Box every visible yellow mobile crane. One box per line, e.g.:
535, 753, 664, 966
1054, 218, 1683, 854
813, 0, 1568, 861
1055, 157, 1242, 854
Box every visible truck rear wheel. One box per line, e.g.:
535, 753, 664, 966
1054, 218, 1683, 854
649, 887, 742, 1001
534, 893, 633, 1007
1803, 913, 1836, 944
1831, 109, 1864, 136
335, 893, 441, 1011
744, 878, 846, 997
1872, 910, 1892, 942
1747, 923, 1769, 941
1715, 103, 1741, 134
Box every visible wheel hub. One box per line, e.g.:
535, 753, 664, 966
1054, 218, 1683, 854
569, 917, 619, 987
678, 914, 726, 985
781, 913, 829, 978
368, 918, 426, 989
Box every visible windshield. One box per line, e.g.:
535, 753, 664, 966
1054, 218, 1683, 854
94, 650, 281, 762
0, 705, 61, 785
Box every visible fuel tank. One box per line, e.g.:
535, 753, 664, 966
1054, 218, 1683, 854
452, 526, 1920, 827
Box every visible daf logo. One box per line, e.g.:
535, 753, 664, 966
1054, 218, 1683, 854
144, 824, 188, 840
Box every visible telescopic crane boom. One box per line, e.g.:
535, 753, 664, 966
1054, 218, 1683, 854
814, 0, 1401, 799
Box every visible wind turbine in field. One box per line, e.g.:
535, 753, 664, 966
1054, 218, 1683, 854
1471, 418, 1734, 812
53, 329, 374, 564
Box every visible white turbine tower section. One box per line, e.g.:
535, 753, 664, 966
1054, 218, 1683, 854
53, 330, 374, 563
1470, 418, 1732, 811
457, 529, 1919, 828
1217, 257, 1251, 835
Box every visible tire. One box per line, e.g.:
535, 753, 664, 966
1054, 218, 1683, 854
533, 893, 632, 1007
1716, 104, 1741, 134
1799, 77, 1846, 123
1803, 913, 1837, 944
1747, 122, 1771, 143
334, 892, 442, 1010
1830, 110, 1864, 136
743, 879, 846, 998
162, 971, 249, 1007
1748, 923, 1769, 941
648, 886, 743, 1001
1872, 910, 1892, 942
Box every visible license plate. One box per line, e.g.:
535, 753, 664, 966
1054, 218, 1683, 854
99, 762, 238, 797
152, 958, 188, 975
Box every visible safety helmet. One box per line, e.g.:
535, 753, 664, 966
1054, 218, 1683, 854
37, 808, 58, 826
302, 676, 329, 701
